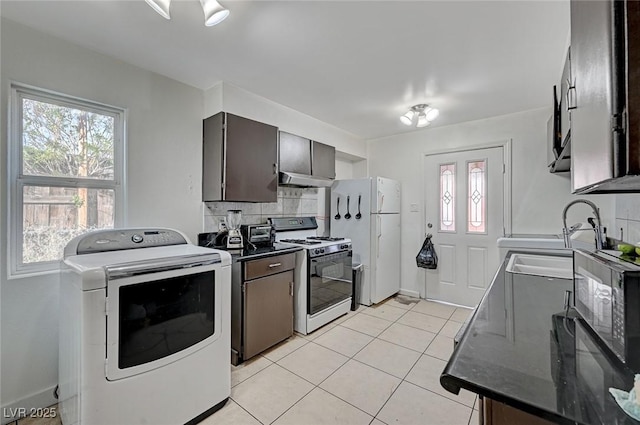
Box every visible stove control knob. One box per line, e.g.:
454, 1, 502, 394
340, 244, 349, 250
131, 234, 144, 243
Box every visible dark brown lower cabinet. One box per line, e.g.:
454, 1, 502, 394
482, 398, 556, 425
243, 270, 294, 360
231, 253, 295, 365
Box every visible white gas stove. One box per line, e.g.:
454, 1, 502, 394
269, 217, 353, 334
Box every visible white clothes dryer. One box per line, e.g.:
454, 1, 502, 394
60, 228, 231, 425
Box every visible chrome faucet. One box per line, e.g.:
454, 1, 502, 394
562, 199, 603, 250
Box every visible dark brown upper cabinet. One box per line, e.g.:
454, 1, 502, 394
570, 0, 640, 193
203, 112, 278, 202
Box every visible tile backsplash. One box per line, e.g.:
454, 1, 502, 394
203, 187, 330, 235
615, 194, 640, 243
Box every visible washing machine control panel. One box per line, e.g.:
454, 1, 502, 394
73, 229, 188, 255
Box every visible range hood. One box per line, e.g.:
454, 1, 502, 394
279, 171, 334, 188
278, 131, 335, 188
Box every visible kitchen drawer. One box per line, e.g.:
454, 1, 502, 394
244, 253, 295, 280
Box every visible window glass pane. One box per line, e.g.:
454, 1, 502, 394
439, 163, 456, 232
468, 160, 486, 233
23, 185, 115, 263
22, 98, 115, 180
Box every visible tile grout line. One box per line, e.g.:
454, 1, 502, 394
248, 312, 397, 424
262, 347, 379, 423
366, 301, 443, 423
272, 305, 411, 422
322, 300, 454, 422
264, 377, 316, 425
401, 373, 478, 410
23, 299, 471, 425
230, 355, 275, 388
375, 300, 474, 414
313, 309, 473, 411
230, 297, 472, 425
262, 335, 311, 363
227, 397, 268, 425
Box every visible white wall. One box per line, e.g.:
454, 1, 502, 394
201, 82, 367, 237
335, 158, 354, 180
335, 154, 369, 180
367, 107, 614, 297
204, 82, 367, 159
203, 82, 223, 117
1, 18, 204, 414
615, 194, 640, 243
0, 18, 371, 414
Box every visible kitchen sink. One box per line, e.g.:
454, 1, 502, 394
506, 253, 573, 279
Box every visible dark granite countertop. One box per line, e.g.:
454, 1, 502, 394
201, 243, 302, 262
441, 251, 637, 425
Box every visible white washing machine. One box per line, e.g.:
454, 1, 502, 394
60, 228, 231, 425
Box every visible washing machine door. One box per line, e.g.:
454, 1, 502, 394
104, 254, 222, 381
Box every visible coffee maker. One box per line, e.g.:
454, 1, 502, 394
225, 209, 243, 249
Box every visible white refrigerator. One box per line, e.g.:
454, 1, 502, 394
330, 177, 401, 305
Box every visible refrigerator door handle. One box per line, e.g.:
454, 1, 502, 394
378, 191, 384, 213
377, 215, 382, 258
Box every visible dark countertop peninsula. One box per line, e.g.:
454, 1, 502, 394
441, 251, 637, 425
203, 242, 302, 262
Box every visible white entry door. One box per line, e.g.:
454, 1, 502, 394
424, 146, 505, 307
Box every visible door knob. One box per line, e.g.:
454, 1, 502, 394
427, 223, 433, 229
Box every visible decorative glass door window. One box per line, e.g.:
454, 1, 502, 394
439, 163, 456, 232
467, 160, 487, 233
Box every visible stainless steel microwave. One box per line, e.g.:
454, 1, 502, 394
573, 249, 640, 371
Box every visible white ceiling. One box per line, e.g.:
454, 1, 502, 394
0, 0, 570, 140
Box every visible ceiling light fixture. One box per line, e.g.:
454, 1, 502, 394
145, 0, 171, 20
201, 0, 230, 26
145, 0, 230, 26
400, 104, 439, 128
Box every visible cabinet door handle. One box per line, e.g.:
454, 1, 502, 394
566, 86, 577, 111
566, 77, 574, 89
273, 163, 278, 175
290, 281, 294, 296
268, 262, 282, 268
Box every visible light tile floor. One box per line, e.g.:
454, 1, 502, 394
206, 295, 478, 425
14, 296, 477, 425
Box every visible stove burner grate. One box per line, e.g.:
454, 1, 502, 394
280, 239, 322, 245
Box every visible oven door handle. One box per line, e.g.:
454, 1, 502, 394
106, 253, 221, 279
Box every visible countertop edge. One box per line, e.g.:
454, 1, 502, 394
232, 246, 303, 262
439, 373, 574, 425
440, 249, 576, 425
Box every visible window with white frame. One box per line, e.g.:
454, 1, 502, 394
10, 84, 125, 275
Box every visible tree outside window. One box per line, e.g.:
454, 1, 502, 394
11, 85, 125, 273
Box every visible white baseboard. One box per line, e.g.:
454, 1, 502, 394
1, 386, 57, 425
398, 289, 420, 299
424, 297, 473, 309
